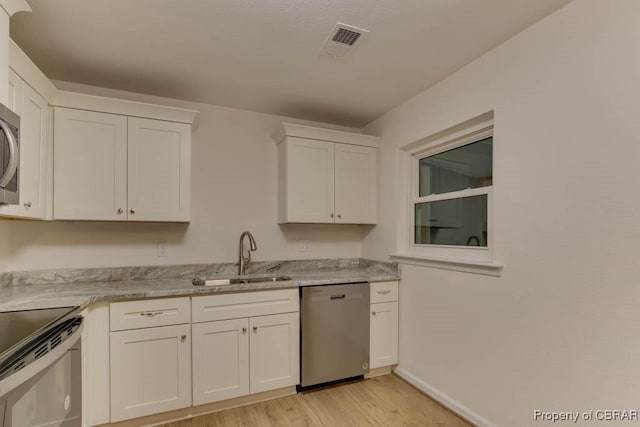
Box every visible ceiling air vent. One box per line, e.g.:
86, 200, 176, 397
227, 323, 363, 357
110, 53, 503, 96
321, 23, 369, 58
332, 28, 361, 46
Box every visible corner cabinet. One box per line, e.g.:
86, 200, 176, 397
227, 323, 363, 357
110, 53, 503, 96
53, 108, 191, 221
274, 122, 379, 224
0, 69, 50, 219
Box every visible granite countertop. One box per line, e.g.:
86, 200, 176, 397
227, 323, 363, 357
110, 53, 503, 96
0, 259, 400, 312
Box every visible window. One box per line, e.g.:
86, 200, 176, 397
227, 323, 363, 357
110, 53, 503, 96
414, 136, 492, 247
395, 113, 500, 273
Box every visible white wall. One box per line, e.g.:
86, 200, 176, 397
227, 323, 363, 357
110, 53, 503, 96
0, 83, 364, 272
364, 1, 640, 426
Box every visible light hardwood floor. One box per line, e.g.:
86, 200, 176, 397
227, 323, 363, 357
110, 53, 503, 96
157, 374, 473, 427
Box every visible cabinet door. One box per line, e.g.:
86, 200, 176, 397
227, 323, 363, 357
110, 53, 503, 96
249, 312, 299, 393
0, 72, 49, 219
54, 108, 127, 220
334, 143, 377, 224
0, 71, 23, 218
192, 318, 249, 405
110, 324, 191, 422
370, 301, 399, 369
127, 117, 190, 222
283, 137, 334, 223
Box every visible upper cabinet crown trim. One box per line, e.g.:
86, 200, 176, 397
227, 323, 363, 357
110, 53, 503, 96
0, 0, 30, 16
273, 122, 380, 148
9, 40, 57, 103
9, 39, 200, 126
53, 91, 199, 125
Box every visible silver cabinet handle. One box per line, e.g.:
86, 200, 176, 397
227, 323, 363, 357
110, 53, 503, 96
181, 334, 187, 341
140, 311, 163, 317
0, 120, 18, 188
117, 208, 123, 214
377, 290, 391, 295
23, 202, 32, 208
337, 214, 342, 218
130, 209, 136, 214
242, 327, 247, 333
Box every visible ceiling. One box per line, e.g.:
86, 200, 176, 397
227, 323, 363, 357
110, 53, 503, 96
11, 0, 572, 127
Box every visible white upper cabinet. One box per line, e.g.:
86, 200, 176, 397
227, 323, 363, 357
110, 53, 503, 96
7, 68, 21, 111
274, 122, 379, 224
283, 137, 335, 223
54, 108, 127, 221
0, 70, 50, 219
334, 142, 377, 224
54, 108, 192, 222
127, 117, 190, 221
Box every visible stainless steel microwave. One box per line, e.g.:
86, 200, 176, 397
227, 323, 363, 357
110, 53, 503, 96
0, 103, 20, 205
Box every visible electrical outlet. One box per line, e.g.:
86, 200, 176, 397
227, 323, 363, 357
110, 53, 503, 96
157, 242, 168, 257
298, 239, 310, 252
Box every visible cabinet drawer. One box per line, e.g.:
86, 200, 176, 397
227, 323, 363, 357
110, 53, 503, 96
110, 297, 191, 331
192, 289, 299, 323
370, 281, 399, 303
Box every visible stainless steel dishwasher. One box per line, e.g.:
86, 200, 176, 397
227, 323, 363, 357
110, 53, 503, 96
300, 282, 370, 389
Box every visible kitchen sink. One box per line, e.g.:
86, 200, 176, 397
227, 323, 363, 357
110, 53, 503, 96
192, 275, 292, 286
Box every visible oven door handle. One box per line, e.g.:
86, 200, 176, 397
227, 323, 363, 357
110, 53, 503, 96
0, 320, 83, 398
0, 120, 18, 188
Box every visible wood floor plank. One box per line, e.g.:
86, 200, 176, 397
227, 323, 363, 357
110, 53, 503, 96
155, 374, 472, 427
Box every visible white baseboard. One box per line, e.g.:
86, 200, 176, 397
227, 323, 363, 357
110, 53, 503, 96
394, 367, 497, 427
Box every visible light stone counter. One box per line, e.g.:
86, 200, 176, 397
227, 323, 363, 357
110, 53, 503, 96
0, 259, 399, 312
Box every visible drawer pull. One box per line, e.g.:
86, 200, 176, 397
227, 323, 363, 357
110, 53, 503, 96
377, 290, 391, 295
242, 327, 247, 333
372, 311, 377, 316
181, 334, 187, 341
140, 311, 164, 317
253, 326, 258, 332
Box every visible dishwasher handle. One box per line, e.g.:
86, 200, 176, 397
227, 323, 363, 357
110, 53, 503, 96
330, 294, 346, 300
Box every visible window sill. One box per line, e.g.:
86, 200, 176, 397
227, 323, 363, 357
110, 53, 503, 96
390, 253, 503, 277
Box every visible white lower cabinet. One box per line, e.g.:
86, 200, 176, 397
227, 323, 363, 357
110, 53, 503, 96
109, 298, 192, 423
99, 283, 398, 424
370, 302, 399, 369
192, 290, 299, 406
192, 318, 250, 405
110, 324, 192, 422
249, 312, 299, 394
369, 281, 399, 370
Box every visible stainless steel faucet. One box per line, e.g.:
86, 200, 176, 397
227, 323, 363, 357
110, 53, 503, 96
238, 231, 257, 275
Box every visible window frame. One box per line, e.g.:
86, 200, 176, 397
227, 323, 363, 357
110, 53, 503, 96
396, 115, 498, 268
